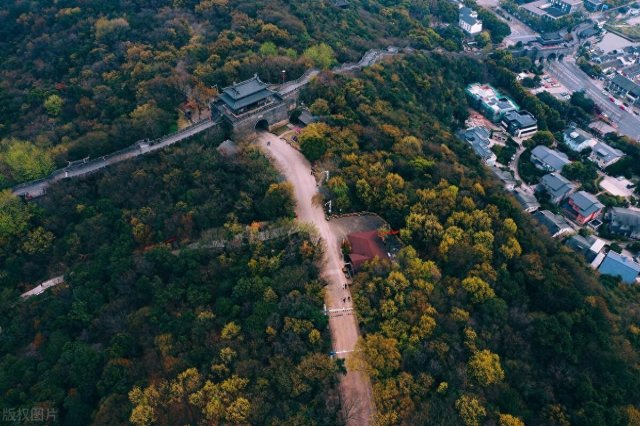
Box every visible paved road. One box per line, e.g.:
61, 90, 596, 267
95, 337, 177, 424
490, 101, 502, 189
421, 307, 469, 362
510, 145, 529, 188
278, 69, 321, 96
21, 276, 64, 299
257, 132, 374, 425
278, 47, 400, 96
546, 59, 640, 141
12, 119, 217, 198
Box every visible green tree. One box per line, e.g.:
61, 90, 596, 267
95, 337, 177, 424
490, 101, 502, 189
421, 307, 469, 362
303, 43, 336, 69
261, 182, 294, 219
259, 42, 277, 56
455, 395, 487, 426
353, 334, 401, 378
0, 189, 31, 242
468, 349, 505, 386
299, 123, 329, 162
44, 94, 64, 116
95, 17, 130, 42
2, 138, 54, 181
21, 226, 55, 254
498, 413, 526, 426
461, 276, 495, 303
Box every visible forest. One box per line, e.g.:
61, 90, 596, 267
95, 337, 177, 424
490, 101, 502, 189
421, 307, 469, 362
0, 0, 474, 188
0, 135, 343, 424
2, 0, 640, 425
297, 53, 640, 425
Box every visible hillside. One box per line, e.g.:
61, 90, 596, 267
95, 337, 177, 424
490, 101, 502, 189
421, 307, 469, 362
1, 1, 640, 425
0, 0, 464, 188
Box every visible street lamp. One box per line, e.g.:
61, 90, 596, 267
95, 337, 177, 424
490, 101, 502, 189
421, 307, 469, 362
281, 70, 286, 84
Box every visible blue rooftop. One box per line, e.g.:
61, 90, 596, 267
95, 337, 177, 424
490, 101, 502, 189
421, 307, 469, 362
598, 251, 640, 284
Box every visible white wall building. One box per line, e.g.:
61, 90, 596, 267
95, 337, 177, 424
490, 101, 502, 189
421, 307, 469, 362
459, 7, 483, 35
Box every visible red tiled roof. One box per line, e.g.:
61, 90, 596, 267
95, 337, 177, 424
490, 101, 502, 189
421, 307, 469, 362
347, 230, 388, 271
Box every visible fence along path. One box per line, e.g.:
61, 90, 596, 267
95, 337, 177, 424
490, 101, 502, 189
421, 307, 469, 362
12, 118, 217, 198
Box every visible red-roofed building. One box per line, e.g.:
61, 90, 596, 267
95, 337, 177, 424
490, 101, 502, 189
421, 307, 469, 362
347, 230, 389, 272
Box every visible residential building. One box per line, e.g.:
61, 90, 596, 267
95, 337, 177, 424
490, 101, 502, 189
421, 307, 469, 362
584, 0, 604, 12
540, 172, 576, 204
346, 230, 390, 272
514, 189, 540, 213
563, 126, 597, 152
460, 127, 497, 166
621, 63, 640, 81
607, 74, 640, 106
598, 251, 640, 283
491, 167, 517, 190
589, 141, 625, 169
549, 0, 583, 13
501, 110, 538, 138
531, 146, 570, 172
465, 83, 519, 122
332, 0, 350, 8
521, 0, 580, 20
459, 7, 483, 35
565, 234, 606, 264
607, 207, 640, 239
533, 210, 574, 238
568, 191, 605, 225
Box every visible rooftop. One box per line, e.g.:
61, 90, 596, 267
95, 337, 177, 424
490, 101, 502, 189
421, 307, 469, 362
533, 210, 573, 236
611, 74, 640, 96
491, 167, 517, 187
541, 172, 576, 199
503, 110, 537, 128
609, 207, 640, 228
557, 0, 583, 6
563, 126, 596, 151
347, 230, 390, 271
591, 141, 624, 163
514, 189, 540, 212
460, 7, 481, 26
566, 234, 605, 253
569, 191, 605, 217
521, 0, 550, 17
466, 83, 519, 111
598, 251, 640, 283
531, 145, 570, 171
219, 75, 275, 111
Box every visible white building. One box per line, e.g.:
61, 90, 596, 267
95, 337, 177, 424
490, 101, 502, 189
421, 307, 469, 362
459, 7, 483, 35
589, 142, 625, 169
563, 126, 597, 152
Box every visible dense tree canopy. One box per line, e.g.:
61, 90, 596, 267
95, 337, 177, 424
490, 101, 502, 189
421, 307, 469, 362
297, 53, 640, 425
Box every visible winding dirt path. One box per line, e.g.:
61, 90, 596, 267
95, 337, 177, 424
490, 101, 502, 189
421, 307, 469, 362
257, 131, 374, 425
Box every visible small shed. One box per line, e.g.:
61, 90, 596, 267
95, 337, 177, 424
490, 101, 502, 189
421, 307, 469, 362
298, 109, 317, 126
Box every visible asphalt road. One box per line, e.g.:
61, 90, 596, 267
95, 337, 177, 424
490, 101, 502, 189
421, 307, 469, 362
257, 131, 374, 425
546, 59, 640, 141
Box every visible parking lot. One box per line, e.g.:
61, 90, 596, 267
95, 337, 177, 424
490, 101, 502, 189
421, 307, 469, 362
599, 175, 635, 198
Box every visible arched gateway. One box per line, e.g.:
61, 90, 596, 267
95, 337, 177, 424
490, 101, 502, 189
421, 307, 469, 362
211, 75, 293, 140
255, 119, 269, 131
